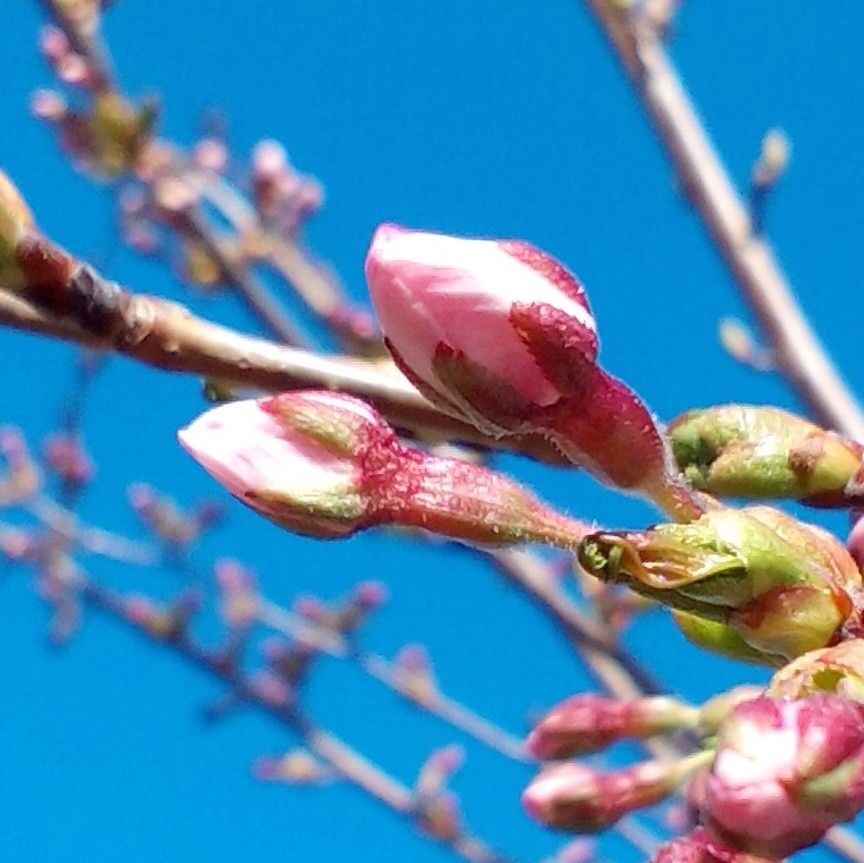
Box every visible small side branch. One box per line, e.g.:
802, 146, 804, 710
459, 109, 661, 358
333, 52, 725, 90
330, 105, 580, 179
581, 1, 864, 441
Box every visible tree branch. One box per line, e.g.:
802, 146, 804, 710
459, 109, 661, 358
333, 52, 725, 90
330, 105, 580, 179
580, 1, 864, 441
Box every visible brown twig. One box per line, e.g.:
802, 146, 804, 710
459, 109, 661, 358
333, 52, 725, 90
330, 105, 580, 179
75, 574, 511, 863
256, 599, 530, 762
176, 208, 308, 347
581, 0, 864, 442
0, 246, 564, 462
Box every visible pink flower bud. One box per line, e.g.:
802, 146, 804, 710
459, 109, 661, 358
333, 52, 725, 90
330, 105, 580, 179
30, 89, 67, 123
40, 26, 70, 64
702, 695, 864, 857
527, 693, 699, 759
652, 828, 773, 863
43, 432, 93, 487
192, 137, 228, 174
353, 579, 387, 609
365, 225, 701, 519
179, 390, 588, 547
366, 224, 596, 422
523, 753, 708, 832
252, 139, 289, 182
178, 393, 373, 539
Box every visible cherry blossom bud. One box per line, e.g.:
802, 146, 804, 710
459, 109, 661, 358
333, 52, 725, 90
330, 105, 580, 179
548, 839, 596, 863
152, 176, 198, 223
30, 88, 68, 123
523, 751, 711, 832
751, 130, 790, 191
416, 745, 464, 796
365, 224, 701, 520
651, 828, 774, 863
669, 405, 864, 507
527, 693, 699, 759
179, 390, 588, 547
578, 506, 863, 664
393, 644, 438, 705
43, 432, 93, 488
192, 137, 228, 174
766, 640, 864, 702
702, 695, 864, 857
40, 25, 70, 64
253, 750, 330, 784
415, 790, 462, 842
214, 558, 259, 629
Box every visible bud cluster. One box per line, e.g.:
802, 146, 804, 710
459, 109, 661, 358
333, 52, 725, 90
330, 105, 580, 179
578, 506, 864, 664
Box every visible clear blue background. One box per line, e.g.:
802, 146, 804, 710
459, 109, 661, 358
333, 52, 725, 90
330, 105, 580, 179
1, 2, 863, 861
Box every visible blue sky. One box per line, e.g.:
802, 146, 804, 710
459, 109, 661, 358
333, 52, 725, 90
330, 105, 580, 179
2, 2, 864, 861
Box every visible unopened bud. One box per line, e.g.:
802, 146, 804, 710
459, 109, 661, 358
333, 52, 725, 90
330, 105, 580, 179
526, 693, 699, 759
669, 405, 863, 507
523, 751, 711, 832
179, 390, 588, 547
751, 130, 790, 190
703, 695, 864, 857
766, 640, 864, 702
651, 828, 774, 863
578, 506, 863, 664
365, 224, 701, 520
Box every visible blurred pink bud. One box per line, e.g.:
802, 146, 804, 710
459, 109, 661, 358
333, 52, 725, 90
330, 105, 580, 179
43, 432, 93, 487
0, 426, 28, 465
416, 745, 465, 795
249, 671, 293, 708
253, 750, 329, 784
192, 137, 228, 173
702, 695, 864, 857
393, 643, 437, 704
527, 693, 698, 759
179, 390, 587, 547
365, 225, 698, 517
294, 179, 324, 217
551, 839, 596, 863
214, 558, 258, 628
40, 26, 70, 63
56, 53, 94, 88
252, 139, 288, 181
353, 580, 387, 609
294, 594, 327, 623
152, 176, 198, 222
523, 753, 707, 832
127, 482, 157, 515
415, 789, 462, 842
0, 527, 36, 561
652, 828, 773, 863
30, 89, 67, 122
395, 643, 431, 673
123, 222, 159, 254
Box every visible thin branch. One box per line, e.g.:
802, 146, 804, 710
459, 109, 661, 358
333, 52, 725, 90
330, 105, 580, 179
580, 1, 864, 441
580, 4, 864, 858
0, 256, 564, 463
257, 599, 529, 762
177, 208, 308, 347
75, 574, 512, 863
